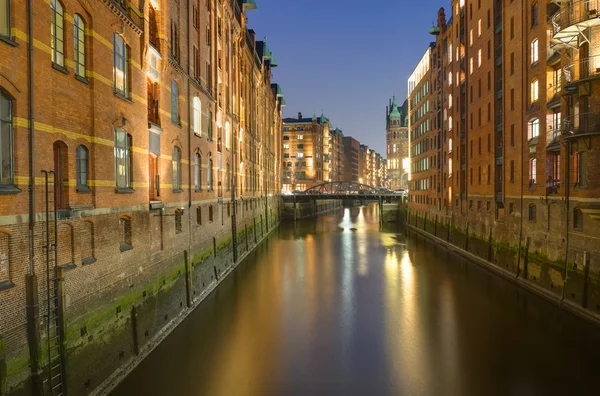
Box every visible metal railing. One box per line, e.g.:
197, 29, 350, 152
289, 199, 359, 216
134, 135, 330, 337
562, 112, 600, 135
563, 54, 600, 84
551, 0, 600, 36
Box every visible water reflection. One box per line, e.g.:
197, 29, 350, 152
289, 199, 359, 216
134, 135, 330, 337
113, 204, 600, 396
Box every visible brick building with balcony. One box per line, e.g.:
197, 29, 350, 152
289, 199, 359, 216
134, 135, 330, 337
0, 1, 283, 395
406, 0, 600, 320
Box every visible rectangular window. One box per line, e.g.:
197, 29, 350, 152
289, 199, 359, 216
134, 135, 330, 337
531, 79, 539, 103
113, 34, 129, 97
74, 15, 86, 78
510, 124, 515, 146
0, 90, 14, 186
487, 164, 491, 184
0, 0, 10, 37
529, 158, 537, 185
51, 0, 65, 66
193, 46, 199, 80
170, 20, 179, 61
510, 52, 514, 74
510, 160, 515, 182
531, 39, 539, 64
114, 129, 132, 189
510, 89, 514, 110
531, 2, 538, 27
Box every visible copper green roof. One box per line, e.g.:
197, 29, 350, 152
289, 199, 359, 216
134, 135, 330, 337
389, 96, 401, 119
243, 0, 257, 10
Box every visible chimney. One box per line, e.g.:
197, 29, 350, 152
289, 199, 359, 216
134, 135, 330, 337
298, 112, 302, 120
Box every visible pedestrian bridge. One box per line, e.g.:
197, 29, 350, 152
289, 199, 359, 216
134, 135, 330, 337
282, 182, 403, 200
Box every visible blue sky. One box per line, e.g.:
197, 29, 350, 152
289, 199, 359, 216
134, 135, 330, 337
248, 0, 446, 154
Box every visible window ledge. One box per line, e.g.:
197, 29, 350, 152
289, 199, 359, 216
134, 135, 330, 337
60, 262, 77, 271
77, 186, 92, 194
0, 35, 18, 47
0, 185, 22, 195
172, 120, 183, 128
195, 188, 203, 193
120, 242, 133, 253
81, 256, 97, 266
115, 187, 135, 194
0, 281, 15, 291
574, 185, 587, 191
52, 63, 69, 74
173, 188, 184, 193
76, 75, 90, 85
114, 92, 133, 103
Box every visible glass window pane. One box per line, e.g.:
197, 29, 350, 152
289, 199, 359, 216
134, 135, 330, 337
0, 0, 9, 37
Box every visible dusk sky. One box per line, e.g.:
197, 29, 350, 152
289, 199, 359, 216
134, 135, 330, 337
248, 0, 446, 154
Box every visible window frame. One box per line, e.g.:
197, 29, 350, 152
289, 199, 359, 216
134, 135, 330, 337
114, 128, 133, 191
531, 39, 539, 65
193, 97, 201, 135
0, 88, 16, 191
207, 157, 213, 191
1, 0, 11, 39
75, 144, 90, 193
74, 14, 86, 79
172, 146, 182, 192
171, 80, 180, 125
528, 204, 537, 222
194, 152, 201, 191
50, 0, 65, 68
528, 118, 540, 140
530, 78, 539, 103
113, 34, 130, 98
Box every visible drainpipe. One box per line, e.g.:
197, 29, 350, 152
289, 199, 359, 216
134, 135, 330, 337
26, 0, 42, 393
516, 3, 527, 278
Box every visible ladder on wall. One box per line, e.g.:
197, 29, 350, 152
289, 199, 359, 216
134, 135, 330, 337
41, 170, 66, 396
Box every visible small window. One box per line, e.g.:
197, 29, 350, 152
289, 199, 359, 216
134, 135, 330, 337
0, 230, 10, 284
76, 145, 89, 192
194, 153, 201, 191
120, 215, 133, 252
529, 158, 537, 185
528, 118, 540, 140
531, 39, 539, 64
207, 158, 213, 190
50, 0, 65, 67
283, 136, 290, 141
226, 163, 231, 191
0, 0, 10, 38
531, 79, 539, 103
74, 14, 86, 78
114, 129, 132, 189
172, 147, 182, 191
225, 122, 231, 150
528, 204, 537, 222
193, 97, 201, 135
171, 80, 180, 124
196, 206, 202, 225
175, 209, 183, 234
574, 208, 583, 232
0, 89, 14, 187
114, 34, 129, 97
531, 2, 538, 27
509, 203, 515, 215
208, 205, 214, 222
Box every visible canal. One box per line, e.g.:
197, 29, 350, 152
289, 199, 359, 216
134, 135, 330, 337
111, 204, 600, 396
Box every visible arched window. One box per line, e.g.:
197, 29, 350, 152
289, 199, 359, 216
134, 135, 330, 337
0, 0, 10, 38
171, 80, 179, 124
225, 121, 231, 150
113, 34, 129, 97
207, 157, 213, 190
531, 78, 539, 103
226, 163, 230, 191
528, 118, 539, 140
0, 89, 14, 187
172, 146, 181, 191
574, 208, 583, 232
50, 0, 64, 67
194, 153, 201, 191
528, 204, 537, 222
193, 97, 201, 135
76, 145, 89, 191
74, 14, 86, 78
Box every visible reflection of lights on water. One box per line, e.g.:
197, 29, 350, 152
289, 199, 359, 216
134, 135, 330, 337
400, 251, 413, 288
385, 250, 399, 278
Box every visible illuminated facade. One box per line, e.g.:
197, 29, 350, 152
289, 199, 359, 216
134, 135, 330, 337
0, 0, 283, 394
386, 97, 409, 189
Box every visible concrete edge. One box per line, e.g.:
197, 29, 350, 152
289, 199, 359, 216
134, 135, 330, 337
406, 224, 600, 328
90, 222, 280, 396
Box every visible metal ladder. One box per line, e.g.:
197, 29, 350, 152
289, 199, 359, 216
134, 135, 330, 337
41, 170, 66, 396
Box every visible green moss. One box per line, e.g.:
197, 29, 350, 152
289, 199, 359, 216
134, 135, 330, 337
5, 351, 30, 383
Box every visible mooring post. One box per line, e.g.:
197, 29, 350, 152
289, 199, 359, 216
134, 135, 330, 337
293, 195, 297, 223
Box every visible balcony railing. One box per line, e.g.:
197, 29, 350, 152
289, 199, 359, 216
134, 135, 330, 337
551, 0, 600, 37
563, 54, 600, 84
562, 112, 600, 136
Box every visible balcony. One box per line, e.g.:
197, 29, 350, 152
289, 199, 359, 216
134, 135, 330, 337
546, 180, 561, 195
562, 112, 600, 137
563, 54, 600, 87
551, 1, 600, 47
546, 128, 561, 151
547, 44, 562, 66
495, 12, 502, 34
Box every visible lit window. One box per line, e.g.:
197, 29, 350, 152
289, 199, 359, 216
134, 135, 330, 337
478, 49, 482, 67
225, 121, 231, 149
448, 71, 452, 86
297, 153, 304, 159
172, 146, 181, 191
531, 79, 539, 103
529, 158, 537, 185
448, 94, 453, 108
74, 14, 86, 78
193, 97, 201, 135
528, 118, 539, 140
297, 134, 304, 140
469, 57, 473, 74
113, 34, 129, 97
283, 144, 290, 149
531, 39, 539, 64
478, 19, 482, 37
448, 116, 453, 130
51, 0, 65, 66
448, 158, 453, 176
469, 29, 473, 46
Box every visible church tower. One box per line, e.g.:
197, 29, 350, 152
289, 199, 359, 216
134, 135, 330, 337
386, 96, 409, 189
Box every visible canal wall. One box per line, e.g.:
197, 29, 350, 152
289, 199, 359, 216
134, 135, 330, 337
282, 200, 343, 221
406, 210, 600, 326
0, 196, 281, 396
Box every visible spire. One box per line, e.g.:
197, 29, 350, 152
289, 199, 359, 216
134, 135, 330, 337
312, 112, 317, 122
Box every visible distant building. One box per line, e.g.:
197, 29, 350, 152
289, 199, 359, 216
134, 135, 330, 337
282, 113, 328, 191
343, 136, 361, 183
386, 97, 409, 189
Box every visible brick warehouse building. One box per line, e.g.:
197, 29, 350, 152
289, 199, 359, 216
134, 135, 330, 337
407, 0, 600, 320
0, 0, 283, 395
386, 96, 409, 190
